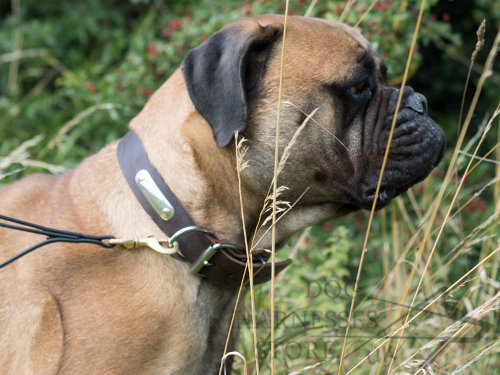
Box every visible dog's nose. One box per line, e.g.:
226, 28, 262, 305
404, 92, 427, 115
390, 86, 429, 116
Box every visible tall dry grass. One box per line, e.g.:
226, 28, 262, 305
226, 4, 499, 375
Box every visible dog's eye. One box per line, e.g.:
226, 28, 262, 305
349, 82, 366, 95
348, 80, 372, 99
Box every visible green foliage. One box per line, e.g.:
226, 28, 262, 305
1, 1, 499, 374
0, 0, 466, 171
238, 225, 355, 372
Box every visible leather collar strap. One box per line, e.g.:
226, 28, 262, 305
117, 131, 291, 287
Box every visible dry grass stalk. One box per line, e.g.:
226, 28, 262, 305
217, 135, 252, 375
304, 0, 318, 17
394, 291, 500, 373
283, 101, 347, 150
0, 135, 43, 171
392, 359, 436, 375
270, 3, 289, 372
288, 360, 326, 374
339, 0, 354, 22
253, 187, 310, 251
355, 0, 380, 28
449, 340, 499, 375
0, 135, 65, 180
7, 68, 59, 119
458, 19, 486, 129
235, 134, 260, 374
221, 351, 248, 375
277, 106, 319, 175
385, 24, 500, 373
339, 1, 429, 373
0, 48, 51, 64
345, 245, 500, 374
43, 103, 123, 155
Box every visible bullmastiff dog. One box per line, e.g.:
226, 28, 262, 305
0, 15, 445, 374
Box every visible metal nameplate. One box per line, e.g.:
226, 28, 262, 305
135, 169, 175, 220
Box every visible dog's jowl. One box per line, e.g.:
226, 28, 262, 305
0, 15, 445, 374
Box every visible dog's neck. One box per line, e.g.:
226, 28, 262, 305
128, 69, 260, 248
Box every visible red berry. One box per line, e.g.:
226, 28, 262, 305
442, 13, 450, 22
83, 81, 96, 94
322, 224, 333, 232
333, 5, 341, 14
478, 198, 487, 213
147, 42, 159, 57
379, 3, 388, 11
140, 87, 153, 97
466, 201, 476, 213
354, 215, 365, 228
368, 20, 378, 26
377, 28, 383, 35
162, 26, 172, 38
169, 19, 182, 30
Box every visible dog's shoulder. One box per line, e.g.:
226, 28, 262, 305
1, 173, 59, 209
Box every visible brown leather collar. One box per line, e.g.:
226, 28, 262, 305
116, 131, 291, 287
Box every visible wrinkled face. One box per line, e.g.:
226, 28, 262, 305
182, 15, 446, 217
243, 16, 446, 213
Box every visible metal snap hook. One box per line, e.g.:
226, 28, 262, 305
109, 236, 178, 255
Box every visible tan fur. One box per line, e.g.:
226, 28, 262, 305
0, 16, 416, 374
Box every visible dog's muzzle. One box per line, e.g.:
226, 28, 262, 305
358, 86, 446, 209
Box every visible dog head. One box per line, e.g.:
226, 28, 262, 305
181, 15, 445, 216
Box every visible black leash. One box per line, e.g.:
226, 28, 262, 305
0, 215, 115, 269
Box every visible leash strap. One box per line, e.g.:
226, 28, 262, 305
0, 215, 114, 268
117, 131, 291, 286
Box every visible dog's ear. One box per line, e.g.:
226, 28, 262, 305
181, 20, 283, 148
